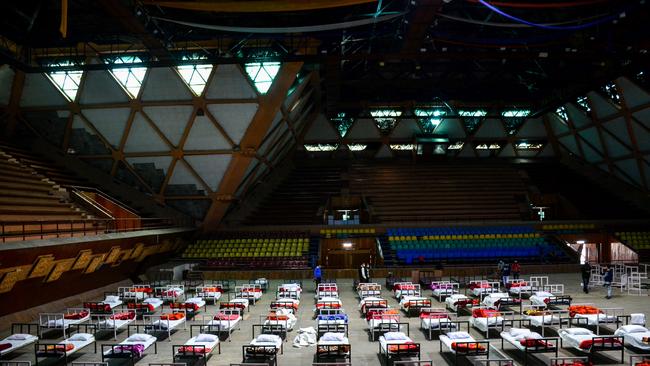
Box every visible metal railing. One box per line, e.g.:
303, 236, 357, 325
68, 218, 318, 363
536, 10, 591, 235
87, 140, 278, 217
0, 217, 194, 243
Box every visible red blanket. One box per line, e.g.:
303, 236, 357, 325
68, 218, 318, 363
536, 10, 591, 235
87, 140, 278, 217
64, 311, 89, 320
214, 314, 239, 321
578, 338, 621, 350
110, 312, 136, 320
451, 342, 485, 351
179, 346, 211, 353
472, 309, 500, 318
387, 342, 418, 352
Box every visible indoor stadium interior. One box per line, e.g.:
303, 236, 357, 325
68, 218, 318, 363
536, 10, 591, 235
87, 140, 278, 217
0, 1, 650, 366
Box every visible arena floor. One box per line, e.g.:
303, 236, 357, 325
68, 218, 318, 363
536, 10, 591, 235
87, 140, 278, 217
2, 273, 648, 366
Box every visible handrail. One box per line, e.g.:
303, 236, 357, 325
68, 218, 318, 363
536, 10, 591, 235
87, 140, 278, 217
0, 217, 194, 243
70, 190, 114, 219
70, 186, 139, 216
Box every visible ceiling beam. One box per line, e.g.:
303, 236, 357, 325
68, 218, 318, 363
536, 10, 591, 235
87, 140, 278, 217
401, 0, 443, 54
201, 62, 303, 229
97, 0, 173, 62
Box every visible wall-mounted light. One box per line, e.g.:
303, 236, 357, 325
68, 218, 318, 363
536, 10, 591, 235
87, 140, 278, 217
342, 242, 353, 248
577, 240, 586, 244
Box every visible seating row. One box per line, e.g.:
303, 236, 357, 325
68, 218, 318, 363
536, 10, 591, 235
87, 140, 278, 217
386, 225, 535, 236
616, 231, 650, 250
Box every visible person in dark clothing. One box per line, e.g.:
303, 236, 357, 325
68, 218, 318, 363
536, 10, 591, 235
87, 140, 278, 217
581, 263, 592, 294
603, 265, 614, 299
501, 262, 511, 285
511, 261, 521, 280
359, 263, 367, 283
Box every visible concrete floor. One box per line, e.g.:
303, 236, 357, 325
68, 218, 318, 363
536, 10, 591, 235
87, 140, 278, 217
1, 272, 649, 366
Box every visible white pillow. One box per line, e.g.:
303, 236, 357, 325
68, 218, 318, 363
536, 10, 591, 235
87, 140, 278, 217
446, 332, 470, 340
105, 295, 120, 303
320, 332, 345, 342
383, 332, 408, 341
127, 334, 152, 342
256, 334, 280, 343
195, 334, 218, 343
619, 325, 648, 334
68, 333, 91, 342
7, 334, 30, 340
564, 328, 593, 336
509, 328, 530, 338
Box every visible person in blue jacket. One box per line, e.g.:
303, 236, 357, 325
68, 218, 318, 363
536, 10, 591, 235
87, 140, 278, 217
603, 265, 613, 299
314, 265, 322, 286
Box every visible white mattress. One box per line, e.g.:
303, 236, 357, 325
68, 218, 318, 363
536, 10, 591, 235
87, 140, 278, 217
574, 313, 617, 326
99, 318, 135, 330
471, 287, 496, 297
231, 298, 250, 308
103, 299, 123, 309
558, 329, 595, 351
524, 314, 561, 327
318, 337, 350, 346
181, 336, 219, 354
103, 334, 156, 355
529, 292, 553, 307
152, 318, 185, 330
445, 294, 470, 311
239, 291, 263, 300
206, 317, 241, 331
614, 327, 650, 350
198, 291, 221, 300
500, 329, 543, 351
359, 297, 385, 309
509, 286, 532, 295
481, 293, 510, 307
421, 317, 456, 330
470, 316, 504, 332
249, 335, 283, 349
264, 314, 297, 330
379, 335, 413, 353
44, 314, 90, 328
57, 334, 95, 356
185, 298, 206, 308
123, 292, 148, 300
369, 318, 399, 329
400, 296, 427, 306
433, 288, 458, 297
439, 332, 476, 354
0, 334, 38, 355
143, 298, 163, 308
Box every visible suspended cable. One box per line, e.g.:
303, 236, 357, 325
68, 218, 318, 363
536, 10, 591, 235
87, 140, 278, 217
476, 0, 622, 30
437, 12, 608, 28
466, 0, 614, 9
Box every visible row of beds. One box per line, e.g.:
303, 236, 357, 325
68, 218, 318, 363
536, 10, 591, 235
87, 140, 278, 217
370, 276, 650, 366
0, 278, 312, 366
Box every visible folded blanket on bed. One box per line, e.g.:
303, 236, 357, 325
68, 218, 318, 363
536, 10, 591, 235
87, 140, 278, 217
519, 338, 553, 348
111, 312, 136, 320
469, 283, 491, 290
202, 287, 222, 293
451, 342, 486, 351
523, 309, 552, 316
178, 345, 211, 354
128, 303, 154, 311
387, 342, 419, 352
171, 303, 199, 311
44, 344, 75, 352
113, 344, 144, 357
569, 305, 601, 317
507, 282, 528, 288
160, 312, 185, 320
366, 309, 398, 321
64, 311, 89, 320
472, 309, 501, 318
133, 288, 152, 293
578, 338, 622, 350
84, 303, 111, 312
420, 312, 448, 319
214, 314, 239, 321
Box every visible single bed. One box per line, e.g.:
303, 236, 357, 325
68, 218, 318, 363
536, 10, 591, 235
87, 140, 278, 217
195, 286, 222, 303
315, 297, 343, 314
468, 281, 500, 297
316, 332, 350, 362
419, 308, 462, 339
94, 311, 137, 340
558, 328, 624, 363
172, 333, 220, 363
368, 310, 403, 341
242, 334, 283, 365
39, 309, 90, 338
270, 298, 300, 313
170, 298, 206, 319
499, 327, 558, 365
439, 331, 490, 364
379, 332, 420, 364
144, 312, 186, 341
235, 285, 263, 304
445, 294, 478, 314
506, 280, 532, 297
119, 286, 152, 302
399, 296, 432, 316
393, 283, 420, 300
357, 283, 381, 299
156, 286, 185, 302
192, 310, 242, 341
614, 324, 650, 350
35, 333, 96, 365
101, 333, 157, 366
0, 324, 39, 357
430, 281, 459, 301
569, 305, 622, 332
470, 308, 510, 338
359, 297, 389, 315
263, 308, 297, 331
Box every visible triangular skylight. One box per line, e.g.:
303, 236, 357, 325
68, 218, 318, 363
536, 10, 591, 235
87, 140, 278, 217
556, 106, 568, 122
501, 109, 531, 135
244, 62, 281, 94
106, 56, 148, 99
46, 60, 83, 102
414, 108, 446, 133
330, 112, 354, 137
370, 109, 402, 133
600, 82, 621, 107
576, 96, 591, 113
176, 56, 213, 96
459, 109, 487, 134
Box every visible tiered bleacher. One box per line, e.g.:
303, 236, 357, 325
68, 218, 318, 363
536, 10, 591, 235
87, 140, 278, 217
615, 231, 650, 251
349, 162, 527, 222
185, 232, 310, 269
243, 165, 344, 225
386, 226, 566, 264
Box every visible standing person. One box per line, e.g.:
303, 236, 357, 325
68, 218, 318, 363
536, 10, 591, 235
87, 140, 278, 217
501, 262, 511, 285
511, 261, 521, 280
365, 263, 371, 282
497, 260, 505, 280
359, 263, 366, 283
314, 265, 322, 287
581, 263, 592, 294
603, 265, 614, 299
